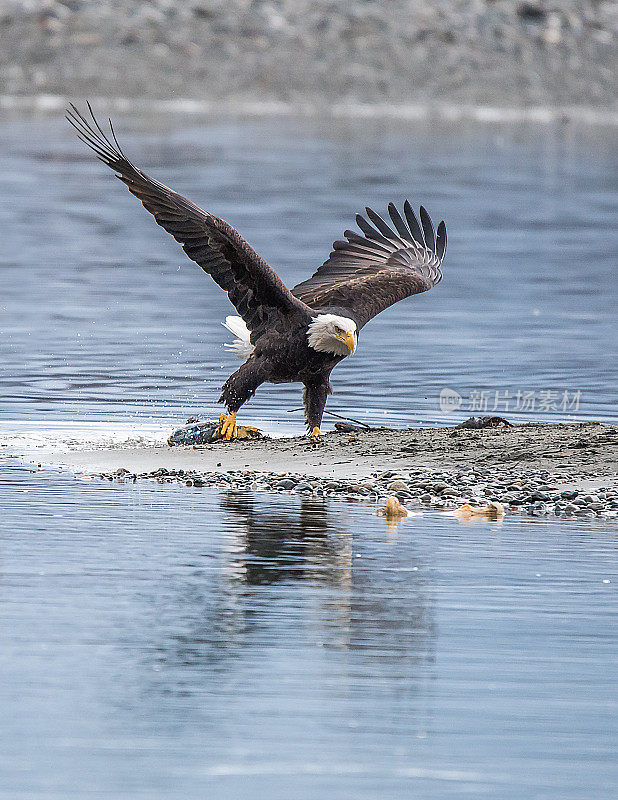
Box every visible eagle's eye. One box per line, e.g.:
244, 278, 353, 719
334, 326, 344, 334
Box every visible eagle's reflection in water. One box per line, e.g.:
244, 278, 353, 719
220, 492, 346, 586
152, 492, 435, 695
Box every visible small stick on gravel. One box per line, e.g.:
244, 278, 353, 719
287, 408, 373, 429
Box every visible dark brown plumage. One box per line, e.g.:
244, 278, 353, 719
67, 104, 447, 437
292, 202, 444, 328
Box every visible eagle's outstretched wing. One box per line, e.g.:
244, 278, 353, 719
292, 202, 446, 328
67, 104, 312, 339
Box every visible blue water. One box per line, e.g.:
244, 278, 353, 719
1, 465, 617, 799
0, 114, 616, 432
0, 113, 617, 798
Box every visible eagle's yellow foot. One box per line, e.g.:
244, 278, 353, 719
218, 412, 238, 440
309, 426, 322, 443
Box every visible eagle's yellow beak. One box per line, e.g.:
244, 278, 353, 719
337, 331, 356, 354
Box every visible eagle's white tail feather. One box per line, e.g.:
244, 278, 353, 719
222, 315, 254, 360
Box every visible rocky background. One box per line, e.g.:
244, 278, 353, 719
0, 1, 615, 108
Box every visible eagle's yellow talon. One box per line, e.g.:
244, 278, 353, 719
309, 426, 322, 442
214, 416, 262, 441
218, 412, 237, 439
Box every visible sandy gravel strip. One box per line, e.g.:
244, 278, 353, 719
35, 422, 618, 519
0, 1, 614, 112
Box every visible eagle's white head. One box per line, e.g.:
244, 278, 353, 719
307, 314, 357, 356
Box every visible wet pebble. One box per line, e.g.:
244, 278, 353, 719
276, 479, 296, 490
387, 480, 409, 492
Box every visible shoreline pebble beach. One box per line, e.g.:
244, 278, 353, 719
33, 421, 618, 519
0, 1, 615, 113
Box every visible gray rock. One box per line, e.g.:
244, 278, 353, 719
530, 491, 551, 502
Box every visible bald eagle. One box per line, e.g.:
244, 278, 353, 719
67, 105, 446, 440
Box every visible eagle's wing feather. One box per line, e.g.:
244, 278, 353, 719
67, 104, 312, 339
292, 202, 445, 328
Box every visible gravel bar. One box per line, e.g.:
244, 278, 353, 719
0, 1, 615, 113
42, 421, 618, 519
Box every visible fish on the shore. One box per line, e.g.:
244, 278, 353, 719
167, 419, 263, 446
67, 104, 446, 444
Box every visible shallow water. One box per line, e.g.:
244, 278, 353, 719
1, 113, 617, 798
1, 465, 617, 799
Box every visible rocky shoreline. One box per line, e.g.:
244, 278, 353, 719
0, 1, 615, 112
99, 462, 618, 519
40, 421, 618, 520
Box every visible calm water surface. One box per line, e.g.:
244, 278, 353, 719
0, 114, 616, 431
1, 466, 617, 799
0, 114, 617, 798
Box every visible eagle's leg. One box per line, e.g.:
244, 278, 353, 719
303, 377, 332, 441
218, 359, 268, 440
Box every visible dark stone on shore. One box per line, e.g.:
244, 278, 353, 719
276, 479, 296, 490
529, 491, 551, 502
517, 4, 546, 22
334, 422, 370, 433
455, 416, 512, 430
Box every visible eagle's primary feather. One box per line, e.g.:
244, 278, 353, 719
67, 104, 447, 436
